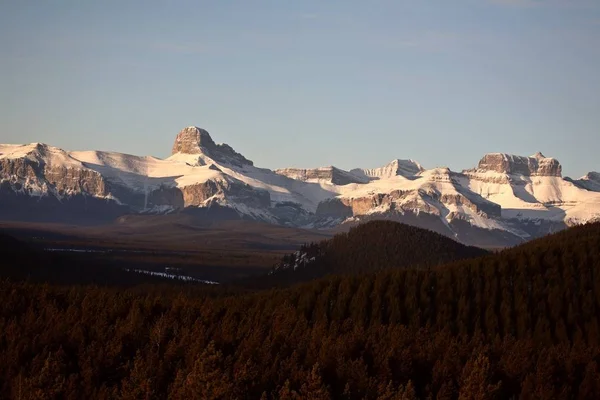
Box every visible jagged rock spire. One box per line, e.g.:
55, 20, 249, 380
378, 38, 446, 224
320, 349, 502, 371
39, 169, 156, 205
172, 126, 216, 155
171, 126, 253, 166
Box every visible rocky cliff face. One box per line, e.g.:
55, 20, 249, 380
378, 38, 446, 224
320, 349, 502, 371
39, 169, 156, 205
471, 152, 562, 177
0, 144, 126, 223
587, 172, 600, 181
569, 172, 600, 192
171, 126, 216, 154
0, 138, 267, 219
1, 127, 599, 247
318, 186, 500, 221
180, 179, 270, 209
585, 172, 600, 189
0, 144, 109, 199
171, 126, 253, 167
351, 159, 424, 180
275, 166, 368, 185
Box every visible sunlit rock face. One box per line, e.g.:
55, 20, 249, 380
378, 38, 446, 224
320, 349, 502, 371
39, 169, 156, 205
351, 159, 425, 180
0, 143, 108, 198
172, 126, 253, 166
275, 166, 368, 185
473, 152, 562, 177
1, 127, 600, 247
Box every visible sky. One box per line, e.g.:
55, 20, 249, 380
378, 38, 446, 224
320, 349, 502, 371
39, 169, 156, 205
1, 0, 599, 177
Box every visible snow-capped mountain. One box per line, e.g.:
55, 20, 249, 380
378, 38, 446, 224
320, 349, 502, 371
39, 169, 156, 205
350, 159, 425, 180
1, 126, 599, 246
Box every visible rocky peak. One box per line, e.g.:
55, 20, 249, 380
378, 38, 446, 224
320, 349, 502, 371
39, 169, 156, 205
586, 172, 600, 182
387, 159, 424, 176
275, 166, 368, 185
171, 126, 216, 155
473, 152, 562, 177
171, 126, 253, 166
351, 159, 424, 181
571, 172, 600, 192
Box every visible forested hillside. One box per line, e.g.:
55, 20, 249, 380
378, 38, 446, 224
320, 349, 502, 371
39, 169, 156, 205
1, 223, 600, 398
269, 220, 488, 284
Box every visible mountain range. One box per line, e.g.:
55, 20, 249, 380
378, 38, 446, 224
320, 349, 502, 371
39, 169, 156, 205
1, 126, 599, 247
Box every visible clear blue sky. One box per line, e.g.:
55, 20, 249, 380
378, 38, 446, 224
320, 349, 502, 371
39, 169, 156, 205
2, 1, 599, 177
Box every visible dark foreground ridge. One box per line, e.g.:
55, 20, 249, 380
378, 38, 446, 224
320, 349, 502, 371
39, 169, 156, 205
266, 220, 489, 285
1, 222, 600, 398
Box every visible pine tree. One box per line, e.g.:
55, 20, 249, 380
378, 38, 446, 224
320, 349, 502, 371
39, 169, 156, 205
458, 354, 501, 400
377, 380, 401, 400
168, 341, 231, 400
300, 363, 331, 400
399, 380, 417, 400
577, 361, 600, 400
119, 351, 156, 400
277, 380, 301, 400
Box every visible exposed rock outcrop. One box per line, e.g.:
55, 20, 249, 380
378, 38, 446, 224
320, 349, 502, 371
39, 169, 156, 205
568, 172, 600, 192
470, 152, 562, 177
584, 172, 600, 189
275, 166, 368, 185
316, 198, 354, 218
180, 179, 270, 209
351, 159, 424, 180
1, 128, 599, 248
317, 187, 500, 221
0, 144, 109, 199
0, 144, 125, 223
171, 126, 253, 166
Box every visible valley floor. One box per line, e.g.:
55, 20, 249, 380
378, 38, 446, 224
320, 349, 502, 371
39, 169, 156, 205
0, 218, 330, 283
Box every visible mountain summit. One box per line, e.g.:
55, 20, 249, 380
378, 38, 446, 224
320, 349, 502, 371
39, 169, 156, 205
1, 125, 599, 247
171, 126, 253, 166
171, 126, 216, 154
473, 152, 562, 177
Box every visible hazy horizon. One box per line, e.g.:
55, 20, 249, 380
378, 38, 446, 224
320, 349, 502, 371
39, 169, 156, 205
2, 1, 599, 177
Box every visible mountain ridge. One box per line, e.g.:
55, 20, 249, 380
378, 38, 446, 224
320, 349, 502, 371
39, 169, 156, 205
1, 126, 599, 247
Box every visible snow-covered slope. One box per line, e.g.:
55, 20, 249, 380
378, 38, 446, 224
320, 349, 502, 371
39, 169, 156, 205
350, 159, 424, 180
0, 143, 113, 200
462, 154, 600, 226
1, 126, 599, 246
